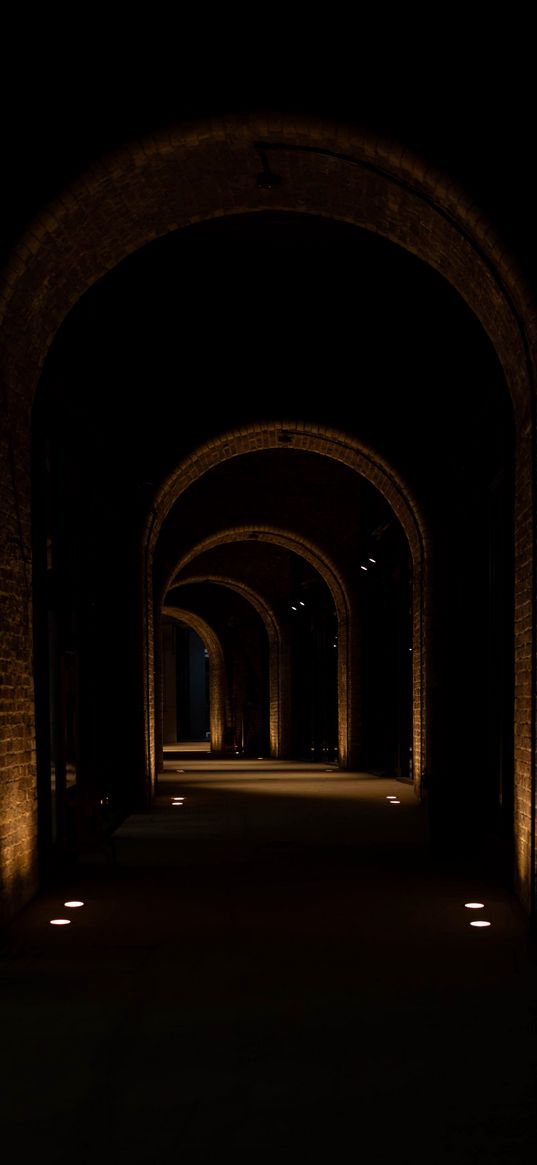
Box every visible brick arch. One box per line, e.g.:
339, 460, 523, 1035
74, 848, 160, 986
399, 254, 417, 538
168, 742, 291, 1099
168, 575, 289, 758
166, 523, 357, 772
0, 112, 535, 917
162, 606, 226, 753
152, 423, 428, 786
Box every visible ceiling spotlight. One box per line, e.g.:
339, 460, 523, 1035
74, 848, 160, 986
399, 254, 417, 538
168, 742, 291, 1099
360, 565, 368, 572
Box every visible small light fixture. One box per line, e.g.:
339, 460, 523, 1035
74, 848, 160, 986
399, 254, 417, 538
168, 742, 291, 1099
360, 565, 368, 572
470, 920, 491, 928
291, 605, 297, 611
386, 796, 397, 800
299, 601, 305, 607
50, 919, 71, 926
368, 557, 376, 564
390, 799, 401, 804
464, 902, 485, 909
64, 900, 84, 908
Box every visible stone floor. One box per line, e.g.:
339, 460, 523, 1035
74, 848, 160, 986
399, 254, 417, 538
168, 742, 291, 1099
0, 761, 535, 1163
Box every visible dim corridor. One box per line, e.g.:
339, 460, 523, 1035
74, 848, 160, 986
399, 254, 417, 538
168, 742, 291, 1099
0, 761, 535, 1163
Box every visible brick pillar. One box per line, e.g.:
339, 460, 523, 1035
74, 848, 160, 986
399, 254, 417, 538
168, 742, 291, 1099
154, 621, 163, 778
345, 610, 363, 771
277, 631, 292, 758
513, 424, 535, 912
0, 408, 38, 922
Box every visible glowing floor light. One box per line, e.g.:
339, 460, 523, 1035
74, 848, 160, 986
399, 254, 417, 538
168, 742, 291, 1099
49, 919, 71, 926
64, 900, 84, 908
386, 795, 397, 800
464, 902, 485, 909
470, 920, 491, 928
390, 799, 401, 804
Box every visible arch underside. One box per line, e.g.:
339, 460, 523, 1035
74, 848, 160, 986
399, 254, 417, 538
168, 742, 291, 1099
0, 115, 534, 916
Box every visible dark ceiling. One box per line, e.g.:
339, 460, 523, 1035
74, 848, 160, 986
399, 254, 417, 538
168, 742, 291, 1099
1, 27, 535, 282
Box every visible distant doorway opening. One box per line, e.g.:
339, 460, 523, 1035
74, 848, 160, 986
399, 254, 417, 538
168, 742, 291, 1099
162, 620, 210, 749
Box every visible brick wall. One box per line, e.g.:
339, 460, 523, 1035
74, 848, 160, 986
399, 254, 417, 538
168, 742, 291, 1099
0, 115, 535, 918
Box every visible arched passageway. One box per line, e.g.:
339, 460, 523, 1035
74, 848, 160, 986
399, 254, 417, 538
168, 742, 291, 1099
161, 608, 226, 753
0, 115, 529, 920
168, 576, 288, 758
152, 427, 425, 779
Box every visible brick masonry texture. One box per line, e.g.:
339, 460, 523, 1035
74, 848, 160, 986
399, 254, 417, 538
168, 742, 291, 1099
0, 116, 536, 917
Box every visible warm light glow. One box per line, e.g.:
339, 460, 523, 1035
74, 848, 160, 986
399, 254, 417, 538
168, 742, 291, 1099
50, 919, 71, 926
64, 900, 84, 908
470, 920, 491, 928
386, 795, 397, 800
390, 799, 401, 804
464, 902, 485, 909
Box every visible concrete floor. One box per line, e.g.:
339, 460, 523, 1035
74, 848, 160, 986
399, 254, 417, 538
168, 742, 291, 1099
0, 762, 535, 1163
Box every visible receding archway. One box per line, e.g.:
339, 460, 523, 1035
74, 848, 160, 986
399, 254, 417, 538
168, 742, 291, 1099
168, 575, 288, 759
150, 424, 426, 786
162, 607, 226, 754
0, 114, 532, 918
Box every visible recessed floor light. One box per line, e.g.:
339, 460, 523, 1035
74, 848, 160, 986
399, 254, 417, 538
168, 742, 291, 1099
64, 901, 84, 908
390, 799, 401, 804
470, 920, 491, 928
464, 902, 485, 909
386, 796, 397, 800
50, 919, 71, 926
